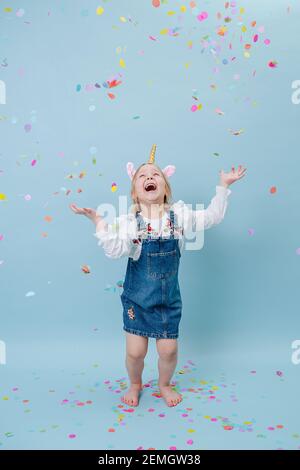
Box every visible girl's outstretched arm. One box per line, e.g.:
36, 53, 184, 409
172, 165, 247, 233
195, 164, 247, 230
69, 203, 138, 259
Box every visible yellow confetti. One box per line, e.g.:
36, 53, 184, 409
180, 5, 187, 12
96, 6, 104, 15
241, 25, 247, 32
167, 11, 176, 16
120, 16, 127, 22
2, 396, 9, 400
0, 193, 7, 200
119, 58, 126, 68
187, 429, 196, 433
160, 28, 168, 35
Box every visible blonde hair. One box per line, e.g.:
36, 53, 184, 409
130, 163, 173, 214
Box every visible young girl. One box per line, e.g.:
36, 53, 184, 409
70, 145, 246, 408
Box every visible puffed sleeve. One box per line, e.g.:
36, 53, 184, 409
93, 214, 141, 259
172, 185, 232, 233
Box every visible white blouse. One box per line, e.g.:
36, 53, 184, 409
94, 185, 232, 260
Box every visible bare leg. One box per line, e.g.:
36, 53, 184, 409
156, 338, 182, 407
122, 332, 148, 407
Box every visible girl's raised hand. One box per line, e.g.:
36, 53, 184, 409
69, 203, 100, 223
219, 165, 247, 187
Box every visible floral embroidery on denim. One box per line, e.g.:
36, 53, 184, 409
127, 306, 135, 320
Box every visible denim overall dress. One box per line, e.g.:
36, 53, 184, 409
120, 209, 182, 339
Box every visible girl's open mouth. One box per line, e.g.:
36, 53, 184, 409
144, 182, 157, 192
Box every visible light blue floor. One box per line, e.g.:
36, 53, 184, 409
1, 338, 299, 450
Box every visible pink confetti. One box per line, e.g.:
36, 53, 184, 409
31, 159, 37, 166
68, 434, 76, 439
268, 60, 278, 68
187, 439, 194, 445
197, 11, 208, 22
24, 123, 32, 132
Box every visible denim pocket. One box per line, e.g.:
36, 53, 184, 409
147, 249, 178, 278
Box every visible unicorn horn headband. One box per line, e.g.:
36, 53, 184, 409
126, 144, 176, 180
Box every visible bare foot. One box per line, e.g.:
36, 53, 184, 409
158, 384, 183, 407
121, 383, 143, 407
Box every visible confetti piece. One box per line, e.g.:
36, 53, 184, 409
152, 0, 161, 7
190, 104, 202, 112
16, 9, 25, 17
96, 6, 104, 16
81, 265, 91, 274
197, 11, 208, 22
268, 60, 278, 68
24, 123, 32, 133
119, 58, 126, 68
44, 215, 53, 222
25, 291, 35, 297
228, 128, 244, 136
111, 182, 118, 192
248, 228, 255, 236
270, 186, 277, 194
0, 193, 7, 200
215, 108, 225, 115
68, 434, 76, 439
276, 370, 283, 377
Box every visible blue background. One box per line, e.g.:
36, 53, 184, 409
1, 0, 300, 450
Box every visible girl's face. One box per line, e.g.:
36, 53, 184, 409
134, 164, 166, 205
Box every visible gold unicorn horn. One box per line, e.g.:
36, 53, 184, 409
148, 144, 157, 164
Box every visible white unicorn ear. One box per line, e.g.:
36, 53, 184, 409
162, 165, 176, 178
126, 162, 136, 180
